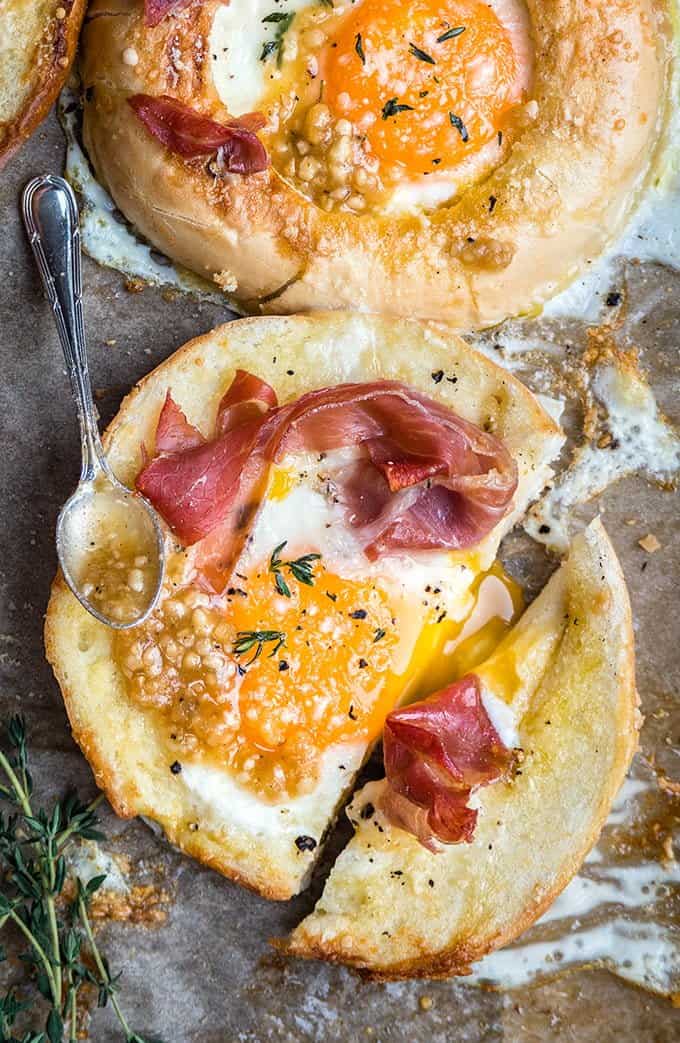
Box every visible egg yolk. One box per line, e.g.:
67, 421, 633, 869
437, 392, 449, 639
321, 0, 524, 175
115, 537, 523, 803
229, 567, 403, 768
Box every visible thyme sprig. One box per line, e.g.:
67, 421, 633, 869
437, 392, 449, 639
0, 716, 154, 1043
233, 630, 286, 665
269, 542, 322, 599
260, 12, 295, 67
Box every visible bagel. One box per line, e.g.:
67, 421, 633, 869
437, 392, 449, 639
0, 0, 86, 169
284, 518, 638, 978
45, 312, 563, 901
80, 0, 668, 324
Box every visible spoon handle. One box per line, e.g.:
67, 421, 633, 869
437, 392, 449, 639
22, 175, 107, 483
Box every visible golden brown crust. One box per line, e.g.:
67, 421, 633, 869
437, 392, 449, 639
80, 0, 667, 324
0, 0, 86, 169
283, 519, 638, 977
44, 312, 564, 902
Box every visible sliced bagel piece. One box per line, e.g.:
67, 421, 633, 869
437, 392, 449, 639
0, 0, 86, 169
45, 312, 563, 900
284, 519, 638, 975
79, 0, 666, 324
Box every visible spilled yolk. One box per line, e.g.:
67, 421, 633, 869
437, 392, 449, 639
408, 560, 523, 701
321, 0, 524, 174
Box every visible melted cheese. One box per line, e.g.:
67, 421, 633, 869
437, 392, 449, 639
470, 772, 680, 995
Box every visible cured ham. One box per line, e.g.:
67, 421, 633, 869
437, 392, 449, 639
144, 0, 194, 28
128, 95, 269, 174
137, 374, 517, 591
216, 369, 278, 434
380, 674, 514, 851
154, 392, 205, 454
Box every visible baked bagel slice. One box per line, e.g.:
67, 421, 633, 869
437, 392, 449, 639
80, 0, 667, 324
45, 312, 563, 900
283, 519, 638, 978
0, 0, 86, 169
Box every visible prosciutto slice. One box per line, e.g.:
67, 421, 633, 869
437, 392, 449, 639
137, 373, 517, 591
380, 674, 515, 851
128, 94, 269, 174
154, 392, 205, 454
216, 369, 278, 434
144, 0, 194, 27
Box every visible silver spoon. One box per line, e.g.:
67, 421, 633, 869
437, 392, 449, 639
22, 174, 165, 629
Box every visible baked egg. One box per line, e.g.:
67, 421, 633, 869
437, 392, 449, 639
211, 0, 533, 213
112, 449, 522, 844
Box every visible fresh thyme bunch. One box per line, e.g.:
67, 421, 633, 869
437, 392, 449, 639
0, 716, 154, 1043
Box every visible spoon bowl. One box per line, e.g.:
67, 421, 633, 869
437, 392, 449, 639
57, 475, 165, 630
23, 174, 165, 628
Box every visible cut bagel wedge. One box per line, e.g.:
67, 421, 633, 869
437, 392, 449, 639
0, 0, 86, 169
45, 313, 563, 901
283, 519, 639, 977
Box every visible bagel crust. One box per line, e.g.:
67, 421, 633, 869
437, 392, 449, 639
283, 519, 638, 978
44, 312, 563, 901
81, 0, 667, 324
0, 0, 86, 169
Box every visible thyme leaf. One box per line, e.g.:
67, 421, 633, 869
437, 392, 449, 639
449, 111, 469, 142
260, 11, 295, 67
355, 32, 366, 65
408, 43, 435, 64
382, 98, 415, 120
269, 541, 322, 598
233, 630, 287, 665
437, 26, 466, 43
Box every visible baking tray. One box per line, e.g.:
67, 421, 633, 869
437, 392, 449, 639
0, 111, 678, 1042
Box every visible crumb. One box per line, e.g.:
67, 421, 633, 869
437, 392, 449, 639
657, 772, 680, 796
124, 278, 146, 294
661, 834, 675, 867
214, 269, 238, 293
638, 534, 661, 553
419, 995, 434, 1011
104, 338, 117, 347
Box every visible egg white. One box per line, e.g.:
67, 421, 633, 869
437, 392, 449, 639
210, 0, 316, 116
181, 742, 365, 843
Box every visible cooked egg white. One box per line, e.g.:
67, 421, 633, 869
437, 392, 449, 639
181, 742, 365, 845
210, 0, 315, 117
525, 361, 680, 552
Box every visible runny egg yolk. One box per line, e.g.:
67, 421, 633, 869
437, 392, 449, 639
321, 0, 525, 175
115, 534, 522, 803
229, 568, 402, 764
